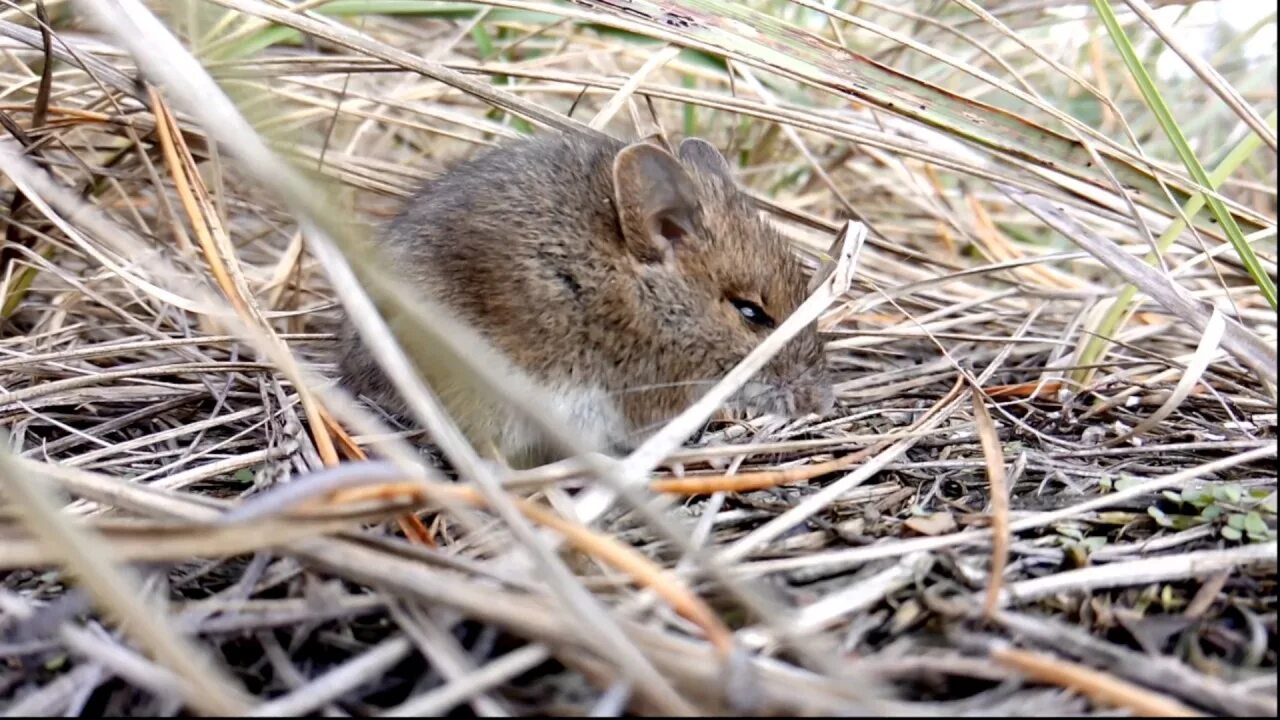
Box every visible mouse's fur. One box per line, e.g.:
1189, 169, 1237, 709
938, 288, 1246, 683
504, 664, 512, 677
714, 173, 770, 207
338, 133, 833, 467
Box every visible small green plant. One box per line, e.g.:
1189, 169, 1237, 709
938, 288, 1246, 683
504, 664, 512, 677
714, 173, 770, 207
1050, 523, 1110, 566
1147, 484, 1278, 543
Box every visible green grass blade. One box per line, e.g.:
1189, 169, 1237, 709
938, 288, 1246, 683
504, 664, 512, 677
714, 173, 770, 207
1091, 0, 1277, 310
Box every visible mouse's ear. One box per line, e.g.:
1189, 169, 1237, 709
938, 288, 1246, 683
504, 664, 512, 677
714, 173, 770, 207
612, 141, 700, 263
678, 138, 734, 184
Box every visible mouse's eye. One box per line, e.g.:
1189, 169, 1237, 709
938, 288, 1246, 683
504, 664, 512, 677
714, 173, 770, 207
731, 298, 775, 329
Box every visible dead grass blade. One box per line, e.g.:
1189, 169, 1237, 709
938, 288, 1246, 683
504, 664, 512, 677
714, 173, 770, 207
204, 0, 591, 136
570, 0, 1268, 236
717, 374, 966, 565
1106, 308, 1227, 445
971, 388, 1009, 619
0, 448, 252, 715
990, 644, 1201, 717
738, 442, 1276, 577
1000, 541, 1277, 606
214, 460, 734, 657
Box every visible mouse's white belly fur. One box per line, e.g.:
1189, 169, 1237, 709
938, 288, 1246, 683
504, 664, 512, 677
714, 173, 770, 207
498, 383, 628, 460
437, 379, 627, 464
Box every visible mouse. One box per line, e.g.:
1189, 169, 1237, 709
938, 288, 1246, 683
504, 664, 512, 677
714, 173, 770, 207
337, 132, 835, 468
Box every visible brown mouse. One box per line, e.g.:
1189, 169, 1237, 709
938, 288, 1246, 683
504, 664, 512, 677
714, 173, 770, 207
337, 132, 834, 467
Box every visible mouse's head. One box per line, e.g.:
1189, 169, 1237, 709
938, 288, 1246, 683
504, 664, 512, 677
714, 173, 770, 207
603, 137, 835, 435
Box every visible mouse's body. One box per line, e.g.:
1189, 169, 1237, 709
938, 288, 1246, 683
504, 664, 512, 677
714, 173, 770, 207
338, 133, 833, 467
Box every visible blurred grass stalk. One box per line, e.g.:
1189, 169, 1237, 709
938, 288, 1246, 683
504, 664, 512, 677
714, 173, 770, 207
1074, 2, 1278, 389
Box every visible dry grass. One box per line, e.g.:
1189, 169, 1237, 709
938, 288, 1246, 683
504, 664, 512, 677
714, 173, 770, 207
0, 0, 1276, 715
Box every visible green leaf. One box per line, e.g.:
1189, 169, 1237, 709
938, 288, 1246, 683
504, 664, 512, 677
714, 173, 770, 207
1221, 526, 1243, 541
1147, 505, 1171, 527
1243, 511, 1268, 535
1200, 505, 1223, 521
1082, 536, 1109, 552
1227, 513, 1248, 530
470, 23, 495, 59
1097, 511, 1140, 525
1213, 485, 1243, 504
2, 244, 55, 319
1114, 476, 1141, 492
1181, 487, 1214, 508
1057, 525, 1085, 541
217, 24, 298, 59
681, 72, 698, 138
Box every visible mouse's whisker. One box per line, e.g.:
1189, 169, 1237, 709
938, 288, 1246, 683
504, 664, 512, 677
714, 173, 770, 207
605, 378, 721, 397
628, 416, 712, 439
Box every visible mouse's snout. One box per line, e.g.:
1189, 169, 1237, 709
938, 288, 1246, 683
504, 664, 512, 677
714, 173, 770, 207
734, 367, 836, 420
792, 374, 836, 417
785, 364, 836, 417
